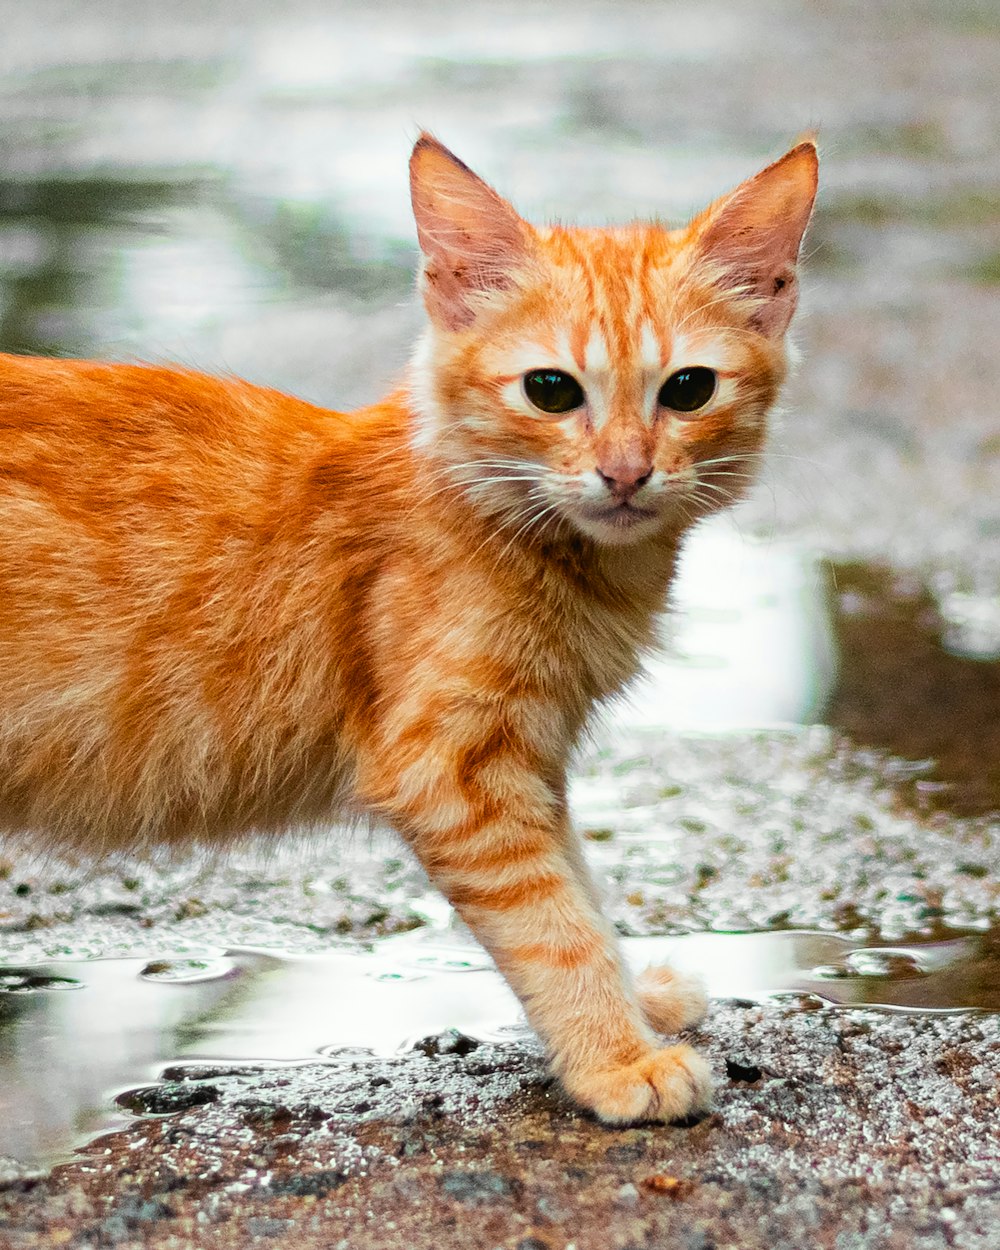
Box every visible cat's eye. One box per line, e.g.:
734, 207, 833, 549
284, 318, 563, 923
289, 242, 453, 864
523, 370, 585, 415
658, 367, 717, 414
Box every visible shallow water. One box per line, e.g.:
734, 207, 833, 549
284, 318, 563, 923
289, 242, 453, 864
622, 525, 1000, 816
2, 923, 998, 1169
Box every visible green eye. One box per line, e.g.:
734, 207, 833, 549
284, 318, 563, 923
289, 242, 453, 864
658, 367, 717, 414
523, 370, 585, 414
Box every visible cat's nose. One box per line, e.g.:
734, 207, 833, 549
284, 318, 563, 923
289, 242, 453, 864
596, 459, 654, 500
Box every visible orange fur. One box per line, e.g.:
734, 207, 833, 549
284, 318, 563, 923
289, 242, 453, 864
0, 134, 817, 1123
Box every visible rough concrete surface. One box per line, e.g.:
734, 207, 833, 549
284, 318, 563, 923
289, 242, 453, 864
4, 1008, 1000, 1250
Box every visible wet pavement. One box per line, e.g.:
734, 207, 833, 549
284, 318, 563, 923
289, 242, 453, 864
4, 1005, 1000, 1250
5, 926, 1000, 1177
1, 0, 999, 1247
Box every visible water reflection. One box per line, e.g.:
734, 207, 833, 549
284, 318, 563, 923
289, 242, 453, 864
619, 523, 1000, 815
2, 926, 998, 1169
615, 520, 836, 731
826, 561, 1000, 815
0, 955, 242, 1167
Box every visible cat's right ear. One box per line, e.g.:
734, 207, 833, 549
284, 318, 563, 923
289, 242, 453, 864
409, 133, 532, 331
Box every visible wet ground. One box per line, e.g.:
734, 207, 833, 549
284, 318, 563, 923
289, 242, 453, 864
5, 1006, 1000, 1250
1, 0, 1000, 1247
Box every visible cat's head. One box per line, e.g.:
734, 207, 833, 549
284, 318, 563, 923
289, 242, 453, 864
407, 134, 817, 548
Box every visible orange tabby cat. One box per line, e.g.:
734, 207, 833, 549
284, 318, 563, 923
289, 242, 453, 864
0, 134, 816, 1123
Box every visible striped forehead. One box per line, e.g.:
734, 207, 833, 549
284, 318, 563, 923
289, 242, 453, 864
567, 321, 667, 376
559, 321, 668, 431
498, 229, 734, 423
502, 322, 666, 382
500, 317, 734, 432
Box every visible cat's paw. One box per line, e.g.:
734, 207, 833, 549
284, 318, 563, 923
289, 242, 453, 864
563, 1043, 713, 1125
635, 964, 709, 1034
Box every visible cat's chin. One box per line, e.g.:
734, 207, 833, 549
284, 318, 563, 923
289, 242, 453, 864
569, 503, 666, 547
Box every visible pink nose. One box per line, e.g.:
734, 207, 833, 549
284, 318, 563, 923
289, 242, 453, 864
596, 459, 653, 500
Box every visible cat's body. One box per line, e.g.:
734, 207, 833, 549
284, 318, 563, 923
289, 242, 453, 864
0, 135, 817, 1123
0, 353, 664, 848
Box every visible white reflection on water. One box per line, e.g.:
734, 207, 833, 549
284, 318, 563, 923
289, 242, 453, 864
0, 957, 240, 1168
611, 517, 836, 731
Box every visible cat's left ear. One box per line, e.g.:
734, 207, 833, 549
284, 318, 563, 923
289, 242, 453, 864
693, 139, 819, 339
410, 133, 532, 331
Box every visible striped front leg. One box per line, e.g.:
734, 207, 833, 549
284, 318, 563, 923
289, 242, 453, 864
363, 691, 713, 1124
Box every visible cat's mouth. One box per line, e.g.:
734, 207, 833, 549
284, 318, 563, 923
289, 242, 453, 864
586, 501, 658, 525
571, 499, 662, 543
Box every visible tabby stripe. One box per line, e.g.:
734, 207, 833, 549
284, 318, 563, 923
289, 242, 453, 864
448, 872, 563, 911
504, 937, 602, 969
421, 836, 551, 872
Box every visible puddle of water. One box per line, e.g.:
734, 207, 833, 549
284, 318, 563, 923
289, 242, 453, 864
2, 926, 998, 1170
825, 561, 1000, 816
616, 521, 1000, 816
613, 521, 836, 732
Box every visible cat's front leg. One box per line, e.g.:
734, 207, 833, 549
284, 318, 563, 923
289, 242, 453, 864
366, 731, 712, 1123
429, 810, 711, 1123
557, 821, 709, 1036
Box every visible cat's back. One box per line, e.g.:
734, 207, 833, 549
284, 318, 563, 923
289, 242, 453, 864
0, 350, 236, 434
0, 350, 394, 673
0, 353, 403, 846
0, 351, 327, 479
0, 350, 393, 543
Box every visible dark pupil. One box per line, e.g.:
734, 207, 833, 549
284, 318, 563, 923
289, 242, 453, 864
658, 367, 717, 413
524, 370, 585, 414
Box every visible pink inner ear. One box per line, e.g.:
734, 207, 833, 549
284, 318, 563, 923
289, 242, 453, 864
695, 142, 819, 338
409, 134, 531, 330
